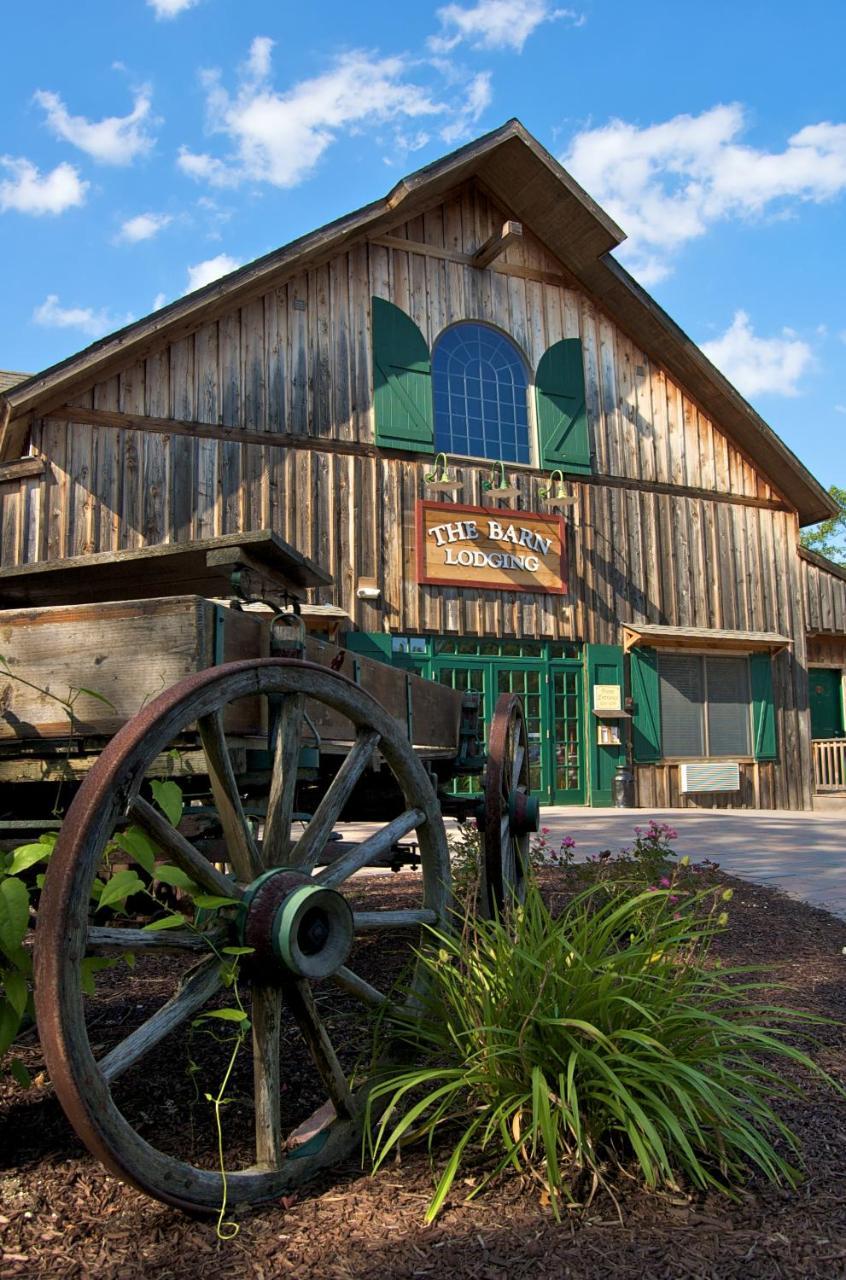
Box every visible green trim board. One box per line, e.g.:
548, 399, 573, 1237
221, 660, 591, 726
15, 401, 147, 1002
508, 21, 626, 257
585, 643, 626, 806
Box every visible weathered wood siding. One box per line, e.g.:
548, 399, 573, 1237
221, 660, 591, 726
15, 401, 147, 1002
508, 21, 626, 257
0, 182, 815, 806
802, 551, 846, 636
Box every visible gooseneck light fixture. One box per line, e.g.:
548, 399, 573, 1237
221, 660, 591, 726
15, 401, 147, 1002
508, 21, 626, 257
538, 468, 576, 509
424, 452, 463, 494
481, 459, 519, 501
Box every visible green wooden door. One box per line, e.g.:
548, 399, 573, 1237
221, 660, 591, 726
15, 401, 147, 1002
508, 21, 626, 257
810, 669, 844, 739
549, 661, 585, 804
493, 663, 548, 798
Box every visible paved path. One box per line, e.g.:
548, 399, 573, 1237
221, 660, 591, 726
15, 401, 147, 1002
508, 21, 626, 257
532, 806, 846, 920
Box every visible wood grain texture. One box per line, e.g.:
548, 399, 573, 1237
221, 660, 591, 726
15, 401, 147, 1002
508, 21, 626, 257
0, 183, 834, 811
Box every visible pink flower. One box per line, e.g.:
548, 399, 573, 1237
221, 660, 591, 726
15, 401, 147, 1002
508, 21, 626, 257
659, 876, 671, 888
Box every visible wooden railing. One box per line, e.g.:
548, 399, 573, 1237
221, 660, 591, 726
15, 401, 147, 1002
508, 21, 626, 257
813, 738, 846, 791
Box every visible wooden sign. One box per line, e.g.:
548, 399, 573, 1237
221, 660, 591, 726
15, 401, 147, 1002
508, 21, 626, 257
416, 501, 566, 594
593, 684, 622, 712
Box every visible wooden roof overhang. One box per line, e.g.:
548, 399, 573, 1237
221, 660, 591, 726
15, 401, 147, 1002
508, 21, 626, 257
798, 545, 846, 584
0, 529, 331, 610
622, 624, 792, 654
0, 120, 836, 525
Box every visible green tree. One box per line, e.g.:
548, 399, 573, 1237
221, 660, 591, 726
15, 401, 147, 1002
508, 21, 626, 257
801, 485, 846, 566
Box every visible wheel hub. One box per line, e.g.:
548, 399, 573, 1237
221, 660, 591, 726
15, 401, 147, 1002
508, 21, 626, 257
507, 790, 540, 836
239, 868, 354, 979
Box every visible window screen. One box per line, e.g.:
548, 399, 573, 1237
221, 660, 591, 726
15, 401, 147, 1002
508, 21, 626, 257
658, 654, 704, 757
432, 323, 531, 463
706, 657, 751, 755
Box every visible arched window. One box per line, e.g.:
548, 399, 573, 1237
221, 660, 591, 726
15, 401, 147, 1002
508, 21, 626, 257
432, 323, 531, 464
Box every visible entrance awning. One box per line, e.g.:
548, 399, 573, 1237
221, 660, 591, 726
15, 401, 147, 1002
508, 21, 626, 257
621, 624, 792, 654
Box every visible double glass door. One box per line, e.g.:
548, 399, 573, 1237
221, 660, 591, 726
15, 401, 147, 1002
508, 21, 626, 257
432, 655, 584, 804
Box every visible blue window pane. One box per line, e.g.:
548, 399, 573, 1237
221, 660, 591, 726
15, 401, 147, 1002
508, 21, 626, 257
432, 323, 530, 464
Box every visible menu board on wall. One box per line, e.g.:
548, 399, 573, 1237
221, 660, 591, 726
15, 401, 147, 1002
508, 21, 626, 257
416, 501, 567, 595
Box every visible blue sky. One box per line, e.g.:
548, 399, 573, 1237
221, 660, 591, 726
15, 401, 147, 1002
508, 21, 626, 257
1, 0, 844, 498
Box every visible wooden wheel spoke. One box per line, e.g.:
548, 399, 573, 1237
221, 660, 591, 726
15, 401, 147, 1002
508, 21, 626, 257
252, 984, 284, 1170
86, 926, 223, 954
289, 729, 381, 871
198, 709, 260, 882
285, 979, 355, 1118
511, 742, 525, 790
262, 693, 304, 868
332, 966, 388, 1008
352, 908, 437, 932
128, 795, 242, 900
98, 956, 222, 1084
315, 808, 425, 888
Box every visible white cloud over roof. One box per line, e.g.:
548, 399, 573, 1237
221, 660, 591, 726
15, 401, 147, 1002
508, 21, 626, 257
34, 87, 158, 165
564, 105, 846, 283
0, 157, 88, 215
701, 310, 813, 398
430, 0, 580, 52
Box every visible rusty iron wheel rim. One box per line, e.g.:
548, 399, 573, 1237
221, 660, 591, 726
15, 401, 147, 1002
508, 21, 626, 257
34, 658, 450, 1214
482, 691, 532, 916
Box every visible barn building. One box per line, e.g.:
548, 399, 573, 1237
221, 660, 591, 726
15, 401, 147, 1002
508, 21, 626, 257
0, 120, 844, 810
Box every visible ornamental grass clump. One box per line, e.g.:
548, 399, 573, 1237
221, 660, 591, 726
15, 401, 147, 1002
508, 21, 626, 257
367, 880, 837, 1222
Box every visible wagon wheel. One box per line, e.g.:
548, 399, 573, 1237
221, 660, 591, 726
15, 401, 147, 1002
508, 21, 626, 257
481, 692, 539, 916
34, 659, 450, 1215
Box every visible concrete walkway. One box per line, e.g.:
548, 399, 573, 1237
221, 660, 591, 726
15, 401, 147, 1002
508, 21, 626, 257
532, 806, 846, 920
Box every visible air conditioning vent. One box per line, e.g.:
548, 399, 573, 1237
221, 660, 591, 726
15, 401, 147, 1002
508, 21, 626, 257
679, 762, 741, 793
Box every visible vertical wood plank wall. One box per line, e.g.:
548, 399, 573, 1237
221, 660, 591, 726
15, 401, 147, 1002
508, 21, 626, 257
0, 183, 823, 808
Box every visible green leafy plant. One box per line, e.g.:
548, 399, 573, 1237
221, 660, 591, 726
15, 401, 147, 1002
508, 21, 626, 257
367, 878, 838, 1223
800, 484, 846, 566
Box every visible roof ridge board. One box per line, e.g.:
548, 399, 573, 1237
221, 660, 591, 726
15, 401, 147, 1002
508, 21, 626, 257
0, 119, 834, 527
0, 121, 537, 421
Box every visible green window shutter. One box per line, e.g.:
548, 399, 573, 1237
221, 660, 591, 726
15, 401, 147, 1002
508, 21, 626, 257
534, 338, 591, 474
631, 646, 662, 762
750, 652, 778, 761
372, 297, 434, 453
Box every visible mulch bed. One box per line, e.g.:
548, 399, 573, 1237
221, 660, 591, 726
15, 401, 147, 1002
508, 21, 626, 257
2, 869, 845, 1280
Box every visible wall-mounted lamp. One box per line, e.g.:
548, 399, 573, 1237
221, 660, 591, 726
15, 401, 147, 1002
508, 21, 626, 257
538, 469, 576, 509
424, 452, 463, 494
356, 577, 381, 600
481, 459, 519, 501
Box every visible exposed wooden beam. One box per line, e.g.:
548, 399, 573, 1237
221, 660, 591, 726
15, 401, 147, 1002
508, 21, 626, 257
41, 404, 791, 515
0, 456, 45, 482
473, 219, 522, 268
369, 234, 572, 288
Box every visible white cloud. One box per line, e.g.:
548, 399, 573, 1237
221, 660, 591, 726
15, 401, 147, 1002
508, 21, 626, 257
0, 157, 88, 215
430, 0, 579, 52
33, 294, 132, 338
563, 105, 846, 282
186, 253, 241, 292
147, 0, 201, 17
34, 87, 157, 165
700, 310, 813, 398
117, 211, 173, 243
835, 403, 846, 415
440, 72, 493, 145
178, 38, 446, 190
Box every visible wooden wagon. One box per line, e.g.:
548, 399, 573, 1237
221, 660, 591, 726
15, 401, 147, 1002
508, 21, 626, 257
0, 532, 537, 1213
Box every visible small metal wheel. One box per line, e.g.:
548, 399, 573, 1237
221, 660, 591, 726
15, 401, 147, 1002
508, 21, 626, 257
481, 692, 540, 915
34, 659, 450, 1215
